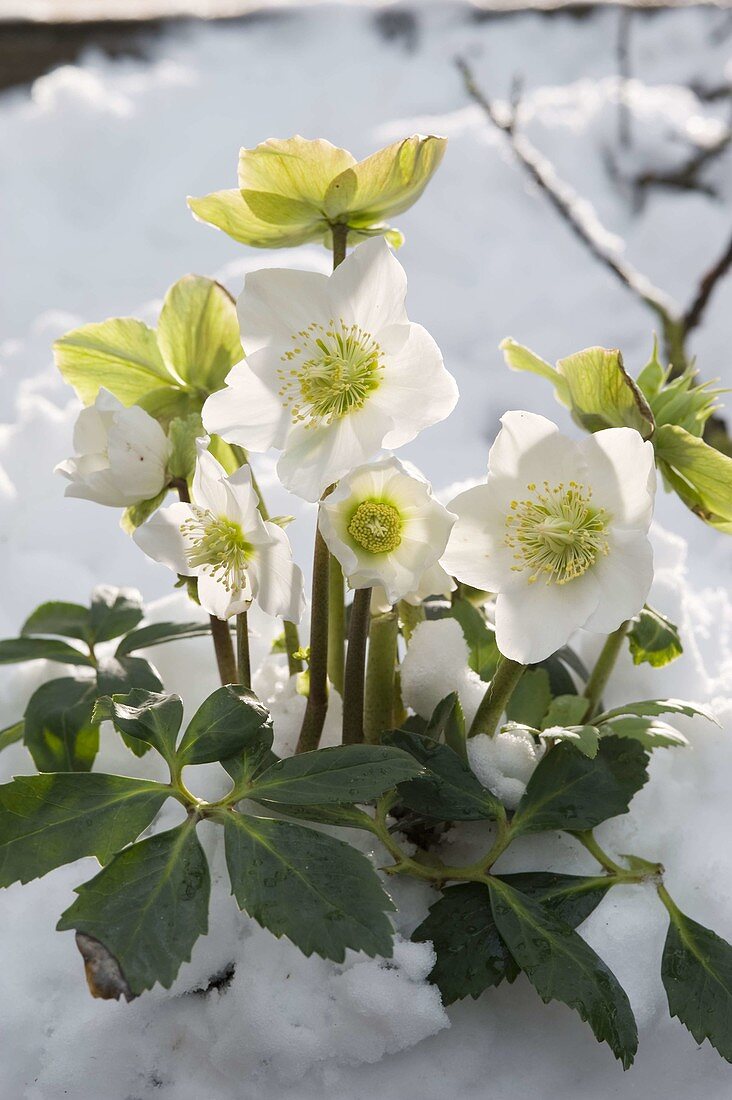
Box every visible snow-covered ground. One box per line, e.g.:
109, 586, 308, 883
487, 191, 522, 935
1, 4, 732, 1097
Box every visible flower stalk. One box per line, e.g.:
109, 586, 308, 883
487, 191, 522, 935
364, 609, 398, 744
469, 656, 526, 737
296, 521, 331, 753
342, 588, 373, 745
236, 611, 251, 689
583, 619, 631, 718
210, 615, 237, 686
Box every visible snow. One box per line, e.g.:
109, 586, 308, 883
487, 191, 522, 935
468, 726, 544, 808
2, 3, 732, 1097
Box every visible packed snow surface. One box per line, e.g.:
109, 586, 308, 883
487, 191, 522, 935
2, 4, 732, 1097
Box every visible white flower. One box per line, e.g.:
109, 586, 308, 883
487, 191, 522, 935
442, 411, 656, 664
133, 442, 305, 622
56, 388, 170, 507
371, 560, 456, 615
318, 457, 456, 605
467, 726, 544, 810
202, 237, 458, 502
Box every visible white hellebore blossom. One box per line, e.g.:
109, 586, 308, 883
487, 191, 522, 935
318, 456, 456, 606
442, 411, 656, 664
202, 237, 458, 502
56, 388, 170, 507
133, 443, 305, 622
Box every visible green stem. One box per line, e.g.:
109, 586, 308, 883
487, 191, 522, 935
656, 882, 681, 918
236, 611, 251, 689
583, 619, 630, 718
397, 600, 425, 644
296, 522, 331, 754
327, 555, 345, 695
469, 656, 526, 737
342, 588, 372, 745
210, 616, 237, 686
284, 620, 303, 677
331, 222, 348, 269
574, 830, 625, 875
364, 609, 398, 744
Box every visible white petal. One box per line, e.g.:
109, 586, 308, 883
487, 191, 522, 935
198, 572, 251, 621
583, 529, 654, 632
329, 237, 408, 332
60, 462, 132, 507
375, 323, 458, 449
133, 502, 195, 576
107, 406, 169, 501
192, 447, 229, 513
202, 357, 290, 453
494, 571, 601, 664
225, 462, 270, 538
277, 402, 391, 502
488, 410, 579, 484
72, 403, 109, 454
237, 267, 331, 355
250, 523, 306, 623
442, 482, 521, 592
580, 428, 656, 531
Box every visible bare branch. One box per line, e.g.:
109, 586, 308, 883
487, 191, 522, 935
684, 231, 732, 334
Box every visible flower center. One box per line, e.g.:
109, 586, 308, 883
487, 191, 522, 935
278, 319, 384, 428
505, 481, 609, 585
181, 508, 253, 592
348, 500, 402, 554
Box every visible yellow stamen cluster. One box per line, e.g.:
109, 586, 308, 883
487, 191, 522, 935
348, 500, 403, 555
505, 480, 609, 585
181, 508, 253, 592
278, 319, 383, 428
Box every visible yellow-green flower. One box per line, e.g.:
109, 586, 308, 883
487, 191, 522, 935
188, 133, 446, 250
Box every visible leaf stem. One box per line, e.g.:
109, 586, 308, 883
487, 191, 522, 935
574, 830, 626, 875
236, 611, 251, 689
583, 620, 630, 718
327, 556, 345, 695
210, 616, 237, 686
364, 609, 398, 744
469, 656, 526, 737
342, 588, 373, 745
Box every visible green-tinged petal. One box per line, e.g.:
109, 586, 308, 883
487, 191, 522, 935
54, 318, 177, 407
556, 346, 655, 438
324, 135, 447, 222
655, 424, 732, 531
238, 135, 355, 202
500, 337, 570, 405
157, 276, 242, 393
187, 189, 324, 249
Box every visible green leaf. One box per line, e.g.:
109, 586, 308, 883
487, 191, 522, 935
636, 336, 668, 399
0, 773, 170, 885
115, 620, 211, 657
540, 695, 590, 730
594, 698, 716, 725
426, 693, 467, 761
655, 424, 732, 532
628, 606, 683, 668
0, 637, 93, 667
413, 883, 519, 1004
599, 716, 689, 750
384, 729, 502, 821
177, 686, 272, 767
506, 668, 552, 727
24, 675, 99, 772
21, 600, 90, 642
167, 413, 203, 482
219, 811, 394, 961
0, 720, 23, 753
253, 801, 376, 831
89, 586, 143, 643
157, 276, 242, 393
555, 346, 654, 438
247, 744, 421, 806
661, 898, 732, 1062
488, 878, 638, 1067
511, 736, 649, 836
96, 656, 163, 697
58, 821, 210, 995
540, 724, 601, 758
498, 872, 611, 927
648, 366, 723, 437
448, 599, 500, 681
98, 690, 183, 766
53, 316, 177, 406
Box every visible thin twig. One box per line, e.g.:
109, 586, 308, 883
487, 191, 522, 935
684, 230, 732, 333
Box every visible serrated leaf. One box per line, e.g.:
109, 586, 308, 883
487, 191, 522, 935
540, 695, 590, 730
98, 690, 183, 766
539, 724, 600, 759
89, 586, 143, 643
247, 744, 421, 806
24, 675, 99, 772
601, 716, 689, 749
594, 699, 716, 725
53, 316, 176, 406
489, 878, 638, 1067
655, 424, 732, 532
177, 686, 272, 767
219, 812, 394, 961
384, 729, 502, 821
498, 872, 611, 927
506, 667, 552, 727
253, 801, 376, 831
0, 773, 170, 885
96, 656, 163, 696
628, 606, 683, 668
21, 601, 91, 642
511, 736, 649, 836
115, 619, 211, 657
0, 636, 93, 667
661, 899, 732, 1062
58, 821, 210, 995
157, 275, 241, 392
413, 883, 519, 1004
